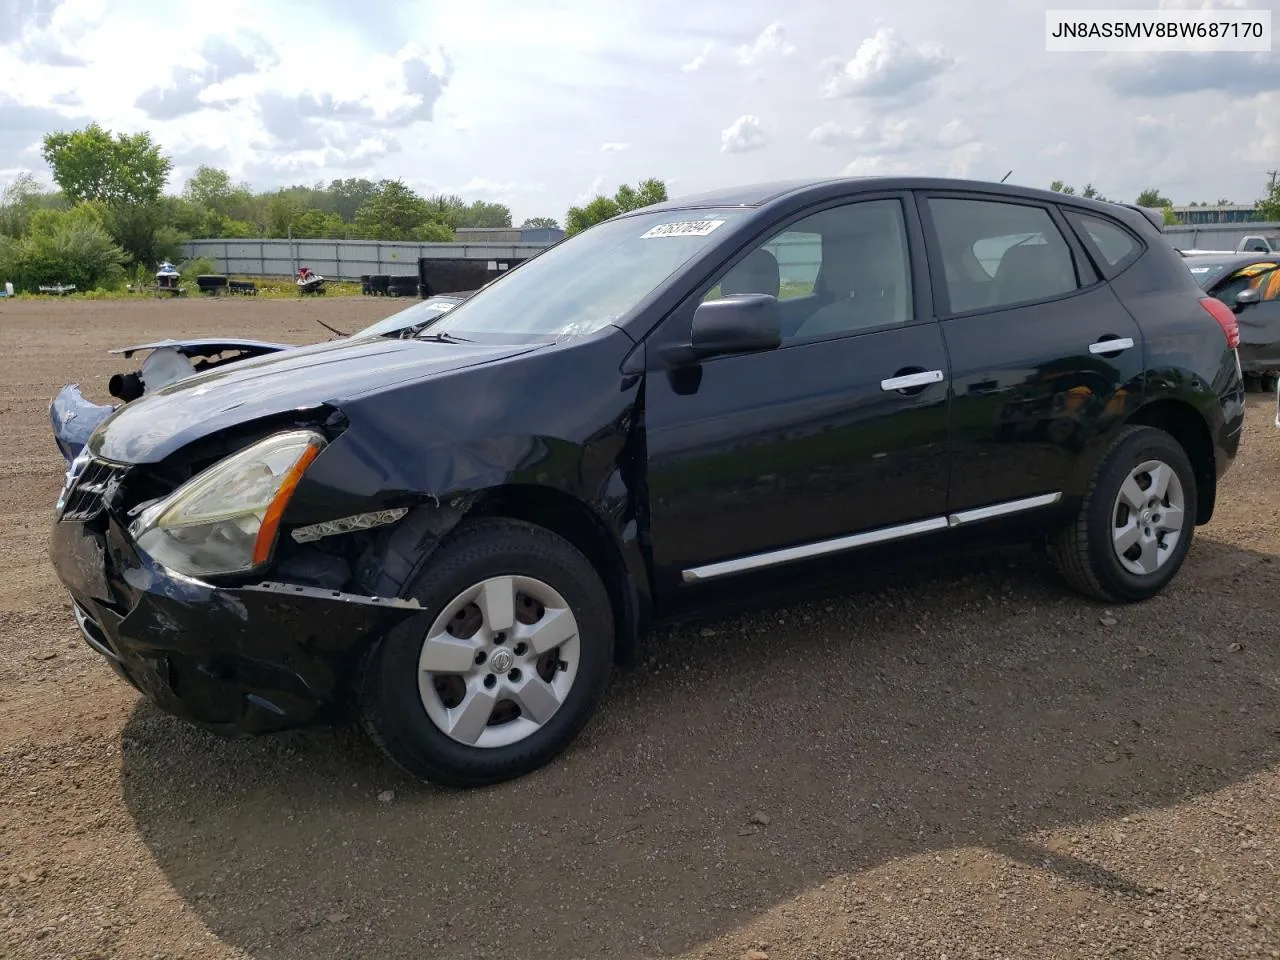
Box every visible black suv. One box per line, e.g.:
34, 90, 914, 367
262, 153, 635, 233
49, 177, 1245, 787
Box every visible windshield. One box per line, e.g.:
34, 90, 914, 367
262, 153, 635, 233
350, 297, 462, 339
422, 208, 749, 342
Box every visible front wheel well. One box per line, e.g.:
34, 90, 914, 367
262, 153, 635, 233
1124, 399, 1216, 524
463, 485, 638, 667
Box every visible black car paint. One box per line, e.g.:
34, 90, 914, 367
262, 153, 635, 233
50, 176, 1245, 737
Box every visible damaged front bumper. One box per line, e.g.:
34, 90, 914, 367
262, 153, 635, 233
49, 511, 425, 736
49, 384, 117, 464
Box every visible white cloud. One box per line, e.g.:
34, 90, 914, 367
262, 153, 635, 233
822, 28, 954, 100
599, 141, 630, 152
841, 155, 920, 177
937, 118, 976, 148
576, 173, 606, 203
946, 141, 985, 178
720, 114, 769, 153
453, 177, 517, 197
808, 121, 866, 146
681, 41, 713, 72
0, 0, 1271, 225
736, 21, 796, 65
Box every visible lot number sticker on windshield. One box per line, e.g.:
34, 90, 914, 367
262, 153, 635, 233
641, 219, 726, 239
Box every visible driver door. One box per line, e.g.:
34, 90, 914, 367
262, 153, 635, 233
640, 193, 952, 600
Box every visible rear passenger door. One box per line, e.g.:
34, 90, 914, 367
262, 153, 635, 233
917, 193, 1146, 519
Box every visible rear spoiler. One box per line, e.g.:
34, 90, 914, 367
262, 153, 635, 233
1119, 204, 1168, 232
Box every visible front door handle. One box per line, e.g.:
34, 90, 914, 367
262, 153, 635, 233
881, 369, 944, 392
1089, 336, 1135, 355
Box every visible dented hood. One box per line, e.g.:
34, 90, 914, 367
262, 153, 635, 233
89, 335, 537, 464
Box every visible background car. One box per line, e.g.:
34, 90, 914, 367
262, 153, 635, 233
1184, 253, 1280, 391
48, 293, 471, 463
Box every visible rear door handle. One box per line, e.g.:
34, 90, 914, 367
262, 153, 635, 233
1089, 336, 1135, 355
880, 369, 945, 392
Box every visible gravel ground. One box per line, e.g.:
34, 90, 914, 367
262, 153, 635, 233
1, 298, 1278, 960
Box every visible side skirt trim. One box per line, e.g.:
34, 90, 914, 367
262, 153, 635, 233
680, 492, 1063, 583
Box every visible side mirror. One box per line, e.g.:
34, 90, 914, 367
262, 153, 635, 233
662, 293, 781, 365
1235, 287, 1261, 309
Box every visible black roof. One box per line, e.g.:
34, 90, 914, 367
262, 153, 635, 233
639, 176, 1156, 224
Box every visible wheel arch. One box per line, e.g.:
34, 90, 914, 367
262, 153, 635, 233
1123, 398, 1217, 524
462, 484, 642, 668
357, 483, 645, 669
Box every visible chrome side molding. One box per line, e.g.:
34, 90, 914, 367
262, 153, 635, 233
681, 492, 1063, 583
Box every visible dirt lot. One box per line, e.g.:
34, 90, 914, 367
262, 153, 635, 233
1, 297, 1278, 960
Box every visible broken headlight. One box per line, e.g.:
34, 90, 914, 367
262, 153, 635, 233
128, 430, 326, 578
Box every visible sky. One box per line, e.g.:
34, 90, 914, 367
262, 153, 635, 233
0, 0, 1277, 225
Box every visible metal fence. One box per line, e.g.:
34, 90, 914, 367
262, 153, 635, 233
179, 238, 553, 280
181, 220, 1280, 283
1162, 222, 1280, 251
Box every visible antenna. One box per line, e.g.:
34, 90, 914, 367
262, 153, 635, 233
1000, 170, 1013, 184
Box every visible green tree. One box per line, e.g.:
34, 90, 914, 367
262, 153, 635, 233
292, 208, 348, 239
565, 178, 669, 237
264, 191, 305, 237
458, 200, 512, 228
522, 216, 560, 229
104, 201, 185, 267
328, 177, 378, 222
1135, 187, 1172, 208
0, 173, 43, 238
1258, 178, 1280, 221
355, 180, 452, 241
4, 204, 127, 291
425, 193, 467, 229
1049, 180, 1076, 195
41, 123, 171, 206
565, 196, 621, 237
412, 220, 455, 242
614, 178, 668, 212
183, 165, 234, 210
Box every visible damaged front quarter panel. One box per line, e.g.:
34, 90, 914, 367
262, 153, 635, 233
278, 331, 653, 629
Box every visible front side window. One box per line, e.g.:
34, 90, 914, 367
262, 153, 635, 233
422, 208, 749, 343
702, 198, 913, 342
927, 198, 1081, 314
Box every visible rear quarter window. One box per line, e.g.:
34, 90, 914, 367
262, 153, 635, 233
1064, 210, 1144, 274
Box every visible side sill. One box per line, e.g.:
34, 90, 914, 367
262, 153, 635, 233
681, 492, 1063, 584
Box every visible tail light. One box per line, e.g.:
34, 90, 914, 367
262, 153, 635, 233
1200, 296, 1240, 350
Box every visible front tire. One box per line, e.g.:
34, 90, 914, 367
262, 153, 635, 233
1048, 425, 1197, 603
359, 518, 615, 787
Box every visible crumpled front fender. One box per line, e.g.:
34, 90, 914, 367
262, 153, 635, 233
50, 384, 118, 465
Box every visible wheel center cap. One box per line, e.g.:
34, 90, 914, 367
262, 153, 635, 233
489, 648, 514, 674
1140, 509, 1153, 525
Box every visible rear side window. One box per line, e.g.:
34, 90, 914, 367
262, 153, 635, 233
1066, 211, 1142, 270
926, 198, 1082, 314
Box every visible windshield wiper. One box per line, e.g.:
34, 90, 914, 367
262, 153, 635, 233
415, 330, 474, 343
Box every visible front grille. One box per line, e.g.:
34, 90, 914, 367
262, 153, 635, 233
58, 458, 121, 522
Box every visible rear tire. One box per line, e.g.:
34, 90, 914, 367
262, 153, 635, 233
1048, 425, 1197, 603
359, 518, 615, 787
